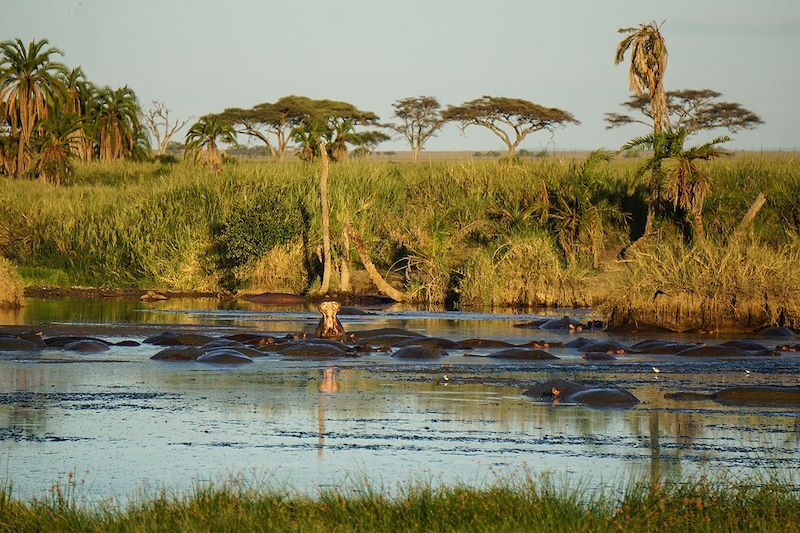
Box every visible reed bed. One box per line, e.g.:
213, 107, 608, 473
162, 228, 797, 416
0, 476, 798, 532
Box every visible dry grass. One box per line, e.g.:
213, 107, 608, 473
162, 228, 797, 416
459, 233, 595, 308
0, 257, 24, 308
598, 236, 800, 331
237, 240, 309, 295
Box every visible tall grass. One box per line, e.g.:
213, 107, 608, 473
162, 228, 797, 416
0, 256, 23, 308
598, 236, 800, 331
1, 155, 798, 321
0, 476, 799, 532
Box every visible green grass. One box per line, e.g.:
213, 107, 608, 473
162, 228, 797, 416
1, 155, 799, 327
1, 476, 799, 532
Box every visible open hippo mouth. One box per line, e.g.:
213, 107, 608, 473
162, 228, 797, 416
315, 301, 345, 339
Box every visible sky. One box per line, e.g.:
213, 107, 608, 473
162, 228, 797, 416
2, 0, 799, 152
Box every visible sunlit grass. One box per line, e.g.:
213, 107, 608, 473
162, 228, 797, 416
1, 475, 799, 532
1, 155, 798, 319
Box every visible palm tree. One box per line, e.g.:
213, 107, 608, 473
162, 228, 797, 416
623, 129, 729, 240
60, 67, 94, 161
615, 21, 669, 234
30, 112, 83, 185
184, 116, 237, 170
0, 38, 68, 176
93, 86, 144, 161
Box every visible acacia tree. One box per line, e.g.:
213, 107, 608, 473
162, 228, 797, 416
144, 100, 191, 155
291, 98, 386, 162
442, 96, 578, 158
615, 21, 669, 234
606, 89, 763, 135
389, 96, 443, 161
216, 95, 315, 162
0, 38, 68, 176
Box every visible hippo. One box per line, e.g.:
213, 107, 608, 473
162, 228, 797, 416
756, 326, 796, 338
244, 292, 307, 305
148, 333, 216, 347
675, 346, 775, 358
711, 386, 800, 406
576, 340, 630, 354
282, 343, 350, 358
315, 301, 345, 340
114, 340, 141, 347
568, 388, 640, 408
393, 337, 459, 349
0, 337, 41, 352
538, 316, 587, 331
63, 340, 110, 353
718, 340, 770, 351
391, 345, 446, 359
15, 331, 47, 348
634, 342, 700, 354
197, 349, 254, 365
523, 379, 587, 400
150, 347, 202, 361
44, 335, 109, 348
347, 328, 425, 340
565, 338, 593, 349
517, 340, 563, 349
523, 379, 639, 408
456, 338, 516, 348
487, 348, 559, 360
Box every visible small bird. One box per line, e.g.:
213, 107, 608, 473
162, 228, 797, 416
443, 374, 449, 381
652, 367, 661, 374
745, 369, 751, 375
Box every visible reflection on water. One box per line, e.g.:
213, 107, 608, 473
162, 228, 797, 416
0, 296, 798, 502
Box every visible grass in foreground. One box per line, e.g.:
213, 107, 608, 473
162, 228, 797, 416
1, 477, 799, 532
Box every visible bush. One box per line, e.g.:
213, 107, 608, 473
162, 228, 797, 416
213, 194, 304, 290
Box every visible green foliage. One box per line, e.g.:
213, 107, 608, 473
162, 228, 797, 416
213, 194, 304, 290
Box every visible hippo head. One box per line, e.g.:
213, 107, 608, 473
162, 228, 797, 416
316, 301, 344, 339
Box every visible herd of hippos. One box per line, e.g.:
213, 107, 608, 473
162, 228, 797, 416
2, 301, 800, 409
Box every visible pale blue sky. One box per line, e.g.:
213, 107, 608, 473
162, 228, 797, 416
3, 0, 798, 151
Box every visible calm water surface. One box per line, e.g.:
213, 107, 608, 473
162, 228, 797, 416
0, 297, 798, 503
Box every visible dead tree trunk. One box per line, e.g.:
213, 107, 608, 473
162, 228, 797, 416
734, 192, 767, 237
345, 225, 409, 302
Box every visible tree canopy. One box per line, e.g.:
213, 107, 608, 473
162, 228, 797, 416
389, 96, 443, 161
443, 96, 578, 157
215, 95, 315, 162
606, 89, 763, 135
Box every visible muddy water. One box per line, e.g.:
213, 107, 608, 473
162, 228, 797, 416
0, 297, 798, 503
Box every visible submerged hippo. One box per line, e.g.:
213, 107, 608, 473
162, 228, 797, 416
523, 379, 639, 408
711, 386, 800, 406
315, 301, 345, 340
487, 348, 559, 360
391, 345, 446, 359
244, 292, 307, 305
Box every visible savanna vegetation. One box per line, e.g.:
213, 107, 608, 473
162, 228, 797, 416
1, 21, 796, 331
1, 476, 799, 532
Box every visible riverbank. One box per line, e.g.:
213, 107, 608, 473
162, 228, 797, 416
2, 156, 799, 330
1, 477, 797, 532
